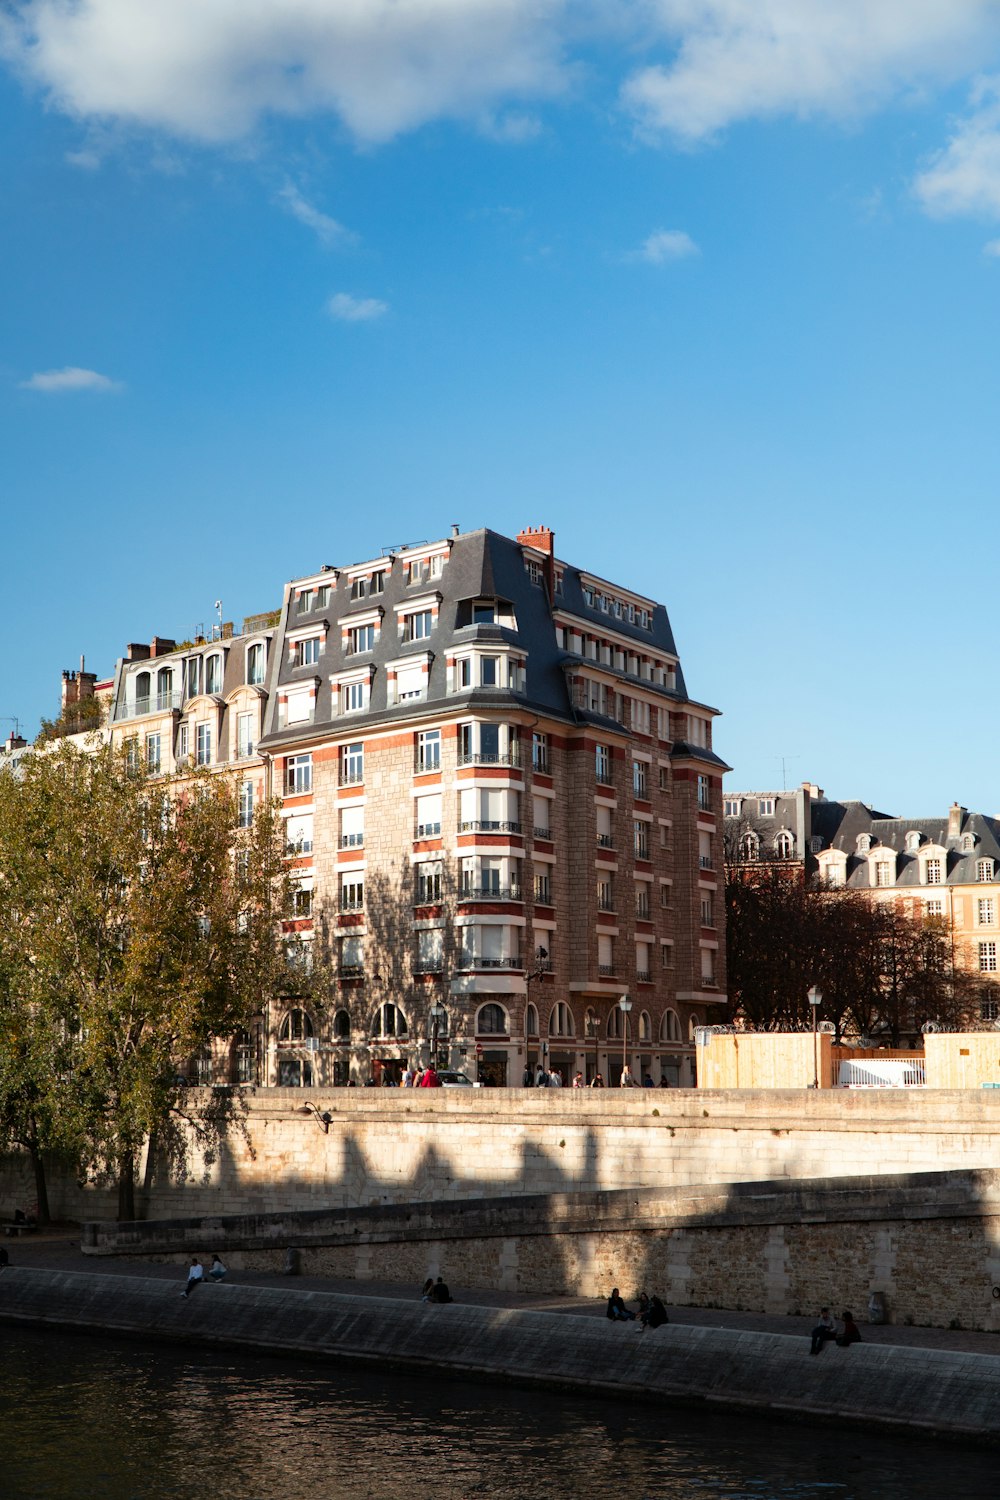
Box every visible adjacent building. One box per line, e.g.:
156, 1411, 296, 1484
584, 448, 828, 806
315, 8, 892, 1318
102, 524, 729, 1086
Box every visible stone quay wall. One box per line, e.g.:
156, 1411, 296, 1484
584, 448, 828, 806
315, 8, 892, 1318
1, 1270, 998, 1443
3, 1087, 1000, 1224
87, 1169, 1000, 1334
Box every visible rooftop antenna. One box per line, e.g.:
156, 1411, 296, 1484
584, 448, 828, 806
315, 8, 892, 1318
1, 716, 22, 739
213, 600, 223, 641
774, 754, 800, 792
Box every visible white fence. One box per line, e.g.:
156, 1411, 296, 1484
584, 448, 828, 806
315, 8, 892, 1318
838, 1058, 926, 1089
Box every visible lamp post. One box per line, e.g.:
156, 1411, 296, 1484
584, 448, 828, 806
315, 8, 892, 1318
808, 985, 822, 1089
585, 1011, 599, 1083
619, 995, 632, 1084
429, 1003, 446, 1069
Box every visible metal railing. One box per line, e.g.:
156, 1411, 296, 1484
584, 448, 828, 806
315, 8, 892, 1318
339, 964, 365, 979
596, 833, 614, 849
533, 826, 552, 841
113, 691, 184, 722
415, 822, 442, 838
459, 820, 522, 834
339, 833, 364, 849
340, 769, 364, 787
597, 964, 616, 977
457, 750, 521, 768
459, 885, 523, 902
339, 897, 364, 913
458, 955, 522, 970
636, 970, 652, 983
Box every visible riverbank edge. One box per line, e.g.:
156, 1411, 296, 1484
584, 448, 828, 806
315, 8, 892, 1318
2, 1269, 998, 1446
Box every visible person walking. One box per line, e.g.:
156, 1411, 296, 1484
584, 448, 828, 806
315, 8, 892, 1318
590, 1072, 605, 1088
535, 1064, 549, 1087
181, 1258, 204, 1297
620, 1065, 638, 1088
419, 1065, 440, 1087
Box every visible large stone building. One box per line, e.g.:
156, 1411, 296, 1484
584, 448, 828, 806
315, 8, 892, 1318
105, 524, 728, 1086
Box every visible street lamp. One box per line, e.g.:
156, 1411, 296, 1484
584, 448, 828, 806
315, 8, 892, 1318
619, 995, 632, 1084
429, 1003, 446, 1069
808, 985, 822, 1089
585, 1010, 599, 1083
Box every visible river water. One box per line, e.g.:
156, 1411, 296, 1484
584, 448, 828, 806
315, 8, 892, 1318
0, 1327, 994, 1499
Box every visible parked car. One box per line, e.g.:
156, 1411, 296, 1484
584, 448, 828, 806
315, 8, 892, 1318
436, 1070, 478, 1087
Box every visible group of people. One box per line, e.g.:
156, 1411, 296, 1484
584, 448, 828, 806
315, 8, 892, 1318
524, 1066, 672, 1088
420, 1276, 454, 1303
606, 1287, 669, 1329
181, 1254, 227, 1296
400, 1064, 443, 1088
809, 1308, 861, 1354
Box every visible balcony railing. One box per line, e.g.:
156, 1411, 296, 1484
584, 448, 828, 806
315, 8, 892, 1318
596, 767, 613, 786
114, 691, 184, 722
596, 833, 614, 849
339, 964, 365, 979
415, 757, 441, 775
458, 956, 522, 970
533, 826, 552, 841
459, 820, 522, 834
637, 969, 652, 983
285, 839, 314, 856
597, 898, 615, 913
459, 885, 522, 902
635, 906, 650, 922
340, 769, 364, 787
532, 755, 550, 775
415, 822, 442, 838
457, 750, 521, 768
339, 833, 364, 849
699, 855, 714, 869
339, 897, 364, 913
412, 960, 444, 974
597, 964, 616, 977
533, 888, 552, 905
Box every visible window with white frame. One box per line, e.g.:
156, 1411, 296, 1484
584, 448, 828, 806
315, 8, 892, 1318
597, 934, 614, 975
532, 732, 549, 773
533, 795, 552, 839
284, 687, 313, 726
293, 638, 320, 672
145, 733, 161, 775
978, 860, 995, 883
595, 744, 612, 784
775, 831, 794, 859
458, 720, 518, 767
549, 1001, 574, 1036
660, 880, 672, 908
926, 898, 944, 917
460, 926, 519, 970
661, 940, 674, 969
980, 941, 998, 973
979, 898, 995, 926
635, 884, 650, 920
339, 805, 363, 849
700, 895, 714, 926
459, 786, 519, 833
758, 797, 774, 816
186, 657, 201, 698
347, 623, 376, 654
246, 643, 265, 686
205, 654, 222, 695
416, 861, 442, 903
415, 792, 442, 838
534, 869, 551, 903
634, 820, 649, 860
633, 760, 648, 798
393, 663, 426, 702
195, 723, 212, 766
402, 608, 434, 642
701, 947, 716, 986
925, 858, 943, 885
292, 885, 313, 919
635, 942, 651, 982
296, 588, 315, 614
416, 729, 440, 772
874, 861, 893, 887
286, 812, 313, 854
343, 679, 368, 713
416, 929, 444, 971
596, 803, 613, 848
341, 742, 364, 785
697, 775, 711, 810
350, 575, 369, 600
285, 754, 312, 795
316, 585, 330, 610
455, 656, 473, 689
238, 780, 254, 829
236, 711, 254, 759
176, 723, 189, 763
340, 875, 364, 912
340, 935, 364, 974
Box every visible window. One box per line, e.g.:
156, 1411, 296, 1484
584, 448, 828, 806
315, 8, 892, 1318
758, 797, 774, 817
294, 637, 321, 667
341, 742, 364, 785
661, 941, 674, 969
195, 723, 212, 766
739, 832, 758, 862
458, 720, 518, 767
394, 664, 425, 702
246, 643, 264, 686
351, 575, 369, 600
332, 1008, 351, 1040
549, 1002, 574, 1037
459, 786, 518, 833
634, 821, 649, 860
340, 876, 364, 912
978, 860, 995, 883
343, 679, 367, 713
125, 737, 140, 774
533, 796, 552, 840
526, 559, 543, 585
980, 942, 997, 973
416, 862, 442, 903
596, 744, 612, 784
416, 729, 441, 773
145, 733, 161, 774
636, 946, 651, 984
176, 724, 189, 763
701, 949, 716, 987
926, 898, 944, 917
238, 780, 254, 829
925, 859, 943, 885
477, 1002, 508, 1035
633, 761, 647, 798
370, 1001, 407, 1036
370, 570, 386, 594
532, 732, 549, 773
415, 792, 442, 838
598, 934, 614, 976
286, 813, 313, 854
315, 585, 330, 610
341, 936, 365, 976
156, 667, 174, 711
457, 657, 472, 689
597, 878, 614, 912
979, 898, 996, 926
403, 609, 434, 642
701, 895, 714, 926
348, 624, 376, 654
480, 655, 499, 686
660, 882, 672, 908
236, 712, 254, 759
723, 798, 741, 818
186, 657, 201, 698
661, 1008, 681, 1042
293, 886, 313, 918
775, 832, 793, 859
874, 861, 893, 888
696, 775, 711, 811
534, 871, 551, 904
205, 655, 222, 695
339, 806, 363, 849
279, 1008, 314, 1042
285, 754, 312, 795
635, 885, 650, 920
981, 995, 1000, 1023
596, 803, 613, 849
296, 589, 314, 614
416, 929, 443, 971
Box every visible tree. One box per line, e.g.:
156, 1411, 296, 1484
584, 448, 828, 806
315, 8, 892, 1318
0, 740, 290, 1220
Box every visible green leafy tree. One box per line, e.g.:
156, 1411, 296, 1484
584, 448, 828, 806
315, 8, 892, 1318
0, 741, 290, 1220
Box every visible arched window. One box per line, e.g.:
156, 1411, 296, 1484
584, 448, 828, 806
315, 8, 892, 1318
205, 653, 222, 695
525, 1003, 539, 1037
231, 1029, 253, 1085
688, 1013, 701, 1042
638, 1010, 651, 1042
660, 1009, 681, 1043
740, 832, 759, 862
548, 1001, 574, 1037
156, 667, 174, 710
905, 830, 921, 853
370, 1003, 408, 1038
607, 1007, 622, 1040
246, 642, 265, 687
856, 834, 872, 854
134, 671, 151, 712
476, 1002, 509, 1035
332, 1008, 351, 1040
774, 831, 793, 859
279, 1008, 313, 1042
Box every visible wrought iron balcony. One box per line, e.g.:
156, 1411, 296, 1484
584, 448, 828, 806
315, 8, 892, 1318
596, 833, 614, 849
459, 885, 523, 902
339, 897, 364, 913
457, 750, 521, 768
597, 964, 616, 977
415, 822, 442, 838
533, 826, 552, 841
458, 820, 522, 835
339, 964, 365, 979
457, 955, 522, 971
113, 691, 184, 722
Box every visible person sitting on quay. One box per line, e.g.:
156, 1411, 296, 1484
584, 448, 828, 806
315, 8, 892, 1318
641, 1296, 669, 1330
836, 1310, 862, 1347
181, 1258, 204, 1298
420, 1277, 435, 1301
809, 1308, 836, 1355
209, 1255, 227, 1283
606, 1287, 635, 1322
428, 1276, 454, 1304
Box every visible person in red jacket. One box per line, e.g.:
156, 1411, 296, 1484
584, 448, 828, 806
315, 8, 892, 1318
419, 1065, 440, 1087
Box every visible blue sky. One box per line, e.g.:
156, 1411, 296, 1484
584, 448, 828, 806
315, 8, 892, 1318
4, 2, 1000, 814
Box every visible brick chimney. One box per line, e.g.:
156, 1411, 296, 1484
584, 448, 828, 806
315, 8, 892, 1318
150, 637, 176, 658
61, 665, 98, 715
126, 642, 151, 662
948, 802, 966, 841
517, 524, 556, 602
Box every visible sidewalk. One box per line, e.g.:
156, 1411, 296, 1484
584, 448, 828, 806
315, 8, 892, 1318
7, 1225, 1000, 1356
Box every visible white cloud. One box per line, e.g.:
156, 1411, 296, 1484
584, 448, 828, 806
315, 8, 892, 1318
984, 238, 1000, 256
621, 1, 1000, 143
628, 227, 699, 263
913, 81, 1000, 219
0, 0, 570, 145
327, 293, 389, 323
19, 366, 122, 392
278, 183, 355, 247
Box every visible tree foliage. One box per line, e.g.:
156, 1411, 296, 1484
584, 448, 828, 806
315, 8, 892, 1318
725, 867, 991, 1042
0, 741, 290, 1220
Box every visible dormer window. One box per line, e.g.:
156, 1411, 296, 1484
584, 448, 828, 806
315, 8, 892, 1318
473, 601, 496, 624
962, 833, 976, 853
978, 859, 995, 883
775, 831, 794, 859
873, 859, 893, 887
925, 858, 943, 885
905, 830, 921, 853
205, 654, 222, 695
856, 834, 872, 854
